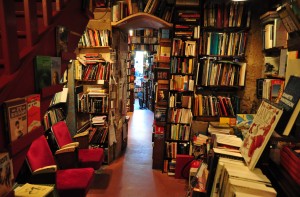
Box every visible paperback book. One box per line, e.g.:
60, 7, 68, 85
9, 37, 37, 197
240, 100, 283, 170
3, 98, 28, 142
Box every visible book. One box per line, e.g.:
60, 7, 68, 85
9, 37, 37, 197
282, 99, 300, 136
0, 152, 14, 197
3, 97, 28, 142
25, 94, 41, 133
34, 56, 62, 92
263, 56, 279, 76
240, 100, 283, 170
276, 3, 300, 33
50, 88, 68, 106
275, 76, 300, 134
14, 183, 54, 197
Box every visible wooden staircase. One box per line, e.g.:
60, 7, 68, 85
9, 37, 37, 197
0, 0, 93, 182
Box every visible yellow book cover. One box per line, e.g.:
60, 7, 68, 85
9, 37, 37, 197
14, 183, 54, 197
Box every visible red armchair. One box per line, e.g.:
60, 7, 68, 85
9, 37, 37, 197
26, 135, 94, 197
51, 121, 104, 170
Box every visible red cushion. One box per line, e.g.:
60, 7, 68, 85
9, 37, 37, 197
79, 148, 104, 169
56, 168, 94, 197
26, 135, 56, 172
52, 121, 73, 148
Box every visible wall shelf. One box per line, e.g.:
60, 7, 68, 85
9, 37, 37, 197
111, 13, 173, 31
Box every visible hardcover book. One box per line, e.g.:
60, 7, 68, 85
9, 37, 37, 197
240, 100, 283, 170
0, 152, 14, 197
25, 94, 41, 133
34, 56, 62, 92
275, 76, 300, 134
3, 98, 28, 142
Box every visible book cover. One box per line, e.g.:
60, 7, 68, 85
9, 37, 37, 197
275, 76, 300, 134
14, 183, 54, 197
240, 100, 283, 170
0, 152, 14, 197
34, 56, 61, 92
3, 98, 28, 142
263, 56, 279, 76
25, 94, 41, 133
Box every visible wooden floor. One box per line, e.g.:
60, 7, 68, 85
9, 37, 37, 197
87, 100, 187, 197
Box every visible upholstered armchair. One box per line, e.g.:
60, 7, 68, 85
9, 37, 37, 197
51, 121, 104, 170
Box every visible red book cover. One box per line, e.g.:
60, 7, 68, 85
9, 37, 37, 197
26, 94, 41, 133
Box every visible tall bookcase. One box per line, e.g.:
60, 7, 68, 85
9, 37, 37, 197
66, 8, 116, 164
162, 2, 200, 175
193, 0, 250, 123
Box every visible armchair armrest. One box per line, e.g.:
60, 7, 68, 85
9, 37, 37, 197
33, 165, 57, 175
55, 146, 79, 169
30, 165, 57, 184
74, 130, 89, 149
61, 142, 79, 149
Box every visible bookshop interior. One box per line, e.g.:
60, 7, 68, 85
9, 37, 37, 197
2, 0, 300, 196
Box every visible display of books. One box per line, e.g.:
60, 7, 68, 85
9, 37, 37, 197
240, 100, 283, 170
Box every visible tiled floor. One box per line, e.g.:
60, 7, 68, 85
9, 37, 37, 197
87, 99, 188, 197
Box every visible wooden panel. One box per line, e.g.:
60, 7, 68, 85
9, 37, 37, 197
111, 13, 173, 32
24, 0, 39, 46
0, 0, 20, 74
42, 0, 52, 26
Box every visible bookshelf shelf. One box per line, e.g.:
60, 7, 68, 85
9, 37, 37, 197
111, 12, 173, 31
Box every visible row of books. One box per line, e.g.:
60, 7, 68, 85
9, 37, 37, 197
170, 75, 194, 91
262, 18, 288, 50
128, 43, 158, 52
89, 127, 108, 145
49, 88, 68, 107
261, 78, 285, 103
77, 93, 109, 114
128, 36, 158, 44
111, 0, 174, 23
203, 1, 251, 28
198, 60, 246, 87
176, 9, 200, 23
169, 93, 192, 109
79, 28, 111, 48
3, 94, 41, 142
129, 28, 158, 37
112, 1, 128, 22
43, 108, 65, 130
168, 124, 191, 141
165, 142, 190, 159
172, 38, 197, 57
193, 95, 236, 117
168, 108, 192, 124
75, 59, 111, 81
199, 32, 248, 57
174, 25, 201, 39
170, 57, 195, 74
145, 0, 174, 23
